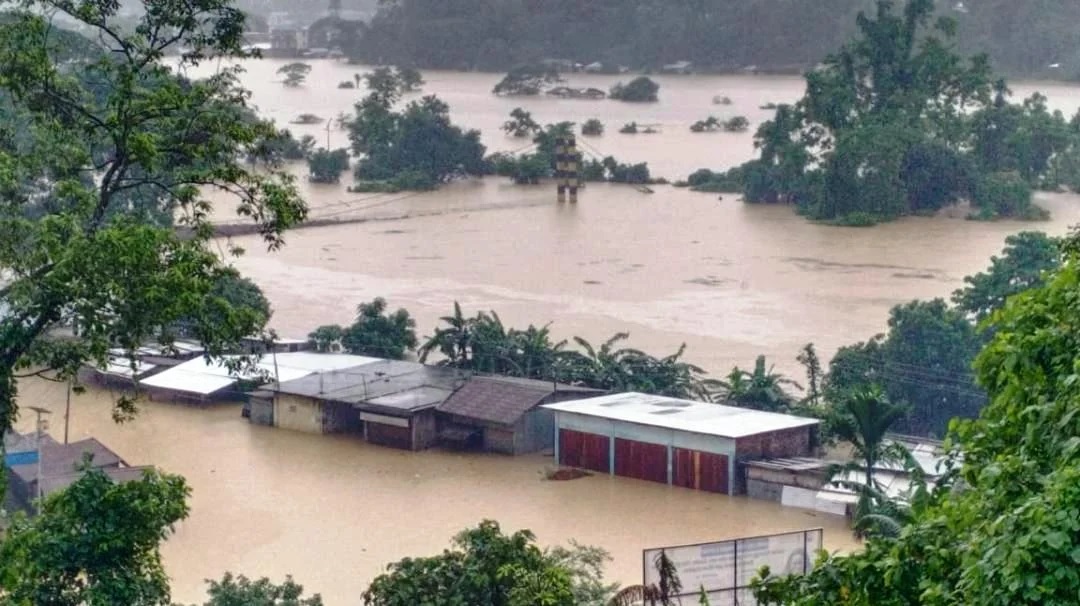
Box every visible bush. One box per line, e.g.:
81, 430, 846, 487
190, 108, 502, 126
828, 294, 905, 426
348, 181, 402, 193
391, 170, 438, 191
308, 148, 350, 183
338, 81, 356, 89
609, 76, 659, 102
723, 116, 750, 132
972, 171, 1036, 219
581, 119, 604, 136
619, 122, 639, 134
686, 169, 717, 187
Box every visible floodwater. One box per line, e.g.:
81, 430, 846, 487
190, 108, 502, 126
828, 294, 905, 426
16, 61, 1080, 602
185, 59, 1080, 378
14, 379, 857, 604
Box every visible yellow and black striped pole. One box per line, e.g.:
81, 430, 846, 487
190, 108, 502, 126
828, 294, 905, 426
555, 135, 581, 203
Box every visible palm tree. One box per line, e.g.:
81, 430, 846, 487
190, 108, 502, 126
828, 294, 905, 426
709, 355, 801, 411
832, 386, 908, 488
418, 301, 473, 366
832, 442, 929, 540
564, 333, 642, 390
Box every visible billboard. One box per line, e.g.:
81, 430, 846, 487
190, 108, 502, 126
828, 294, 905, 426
643, 528, 823, 605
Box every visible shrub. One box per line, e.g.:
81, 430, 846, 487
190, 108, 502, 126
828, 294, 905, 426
609, 76, 659, 102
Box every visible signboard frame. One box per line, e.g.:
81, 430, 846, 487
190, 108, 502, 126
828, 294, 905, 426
642, 528, 823, 605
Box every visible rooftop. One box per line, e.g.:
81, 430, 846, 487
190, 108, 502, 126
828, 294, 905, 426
6, 436, 124, 481
140, 352, 381, 396
270, 360, 464, 415
542, 392, 820, 439
438, 376, 598, 426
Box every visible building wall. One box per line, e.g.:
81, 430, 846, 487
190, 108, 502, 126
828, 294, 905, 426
322, 401, 361, 434
484, 427, 517, 455
249, 396, 274, 426
411, 410, 437, 451
274, 394, 324, 434
554, 411, 738, 493
735, 427, 813, 460
517, 408, 555, 454
366, 421, 412, 450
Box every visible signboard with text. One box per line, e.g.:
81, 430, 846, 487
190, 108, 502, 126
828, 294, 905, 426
643, 528, 823, 605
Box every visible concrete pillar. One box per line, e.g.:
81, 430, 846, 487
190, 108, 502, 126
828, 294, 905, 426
553, 414, 560, 465
608, 426, 615, 475
667, 444, 674, 485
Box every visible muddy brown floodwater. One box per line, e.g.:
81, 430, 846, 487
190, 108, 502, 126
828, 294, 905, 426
16, 61, 1080, 602
15, 379, 857, 604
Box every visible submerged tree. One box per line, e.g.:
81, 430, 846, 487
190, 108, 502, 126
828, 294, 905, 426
952, 231, 1061, 322
201, 573, 324, 606
609, 77, 660, 102
503, 108, 542, 138
341, 298, 418, 360
307, 148, 351, 183
277, 62, 312, 87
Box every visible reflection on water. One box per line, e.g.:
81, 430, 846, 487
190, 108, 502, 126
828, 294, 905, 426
14, 379, 857, 604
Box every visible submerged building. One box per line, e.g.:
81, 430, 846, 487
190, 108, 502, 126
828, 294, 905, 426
543, 392, 820, 495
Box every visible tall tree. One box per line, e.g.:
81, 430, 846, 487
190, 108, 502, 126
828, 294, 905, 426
952, 231, 1061, 323
341, 297, 418, 360
710, 355, 801, 412
753, 235, 1080, 606
0, 1, 305, 442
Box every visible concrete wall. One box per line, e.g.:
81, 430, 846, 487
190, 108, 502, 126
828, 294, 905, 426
411, 410, 438, 450
484, 427, 517, 454
274, 394, 324, 434
249, 396, 274, 426
322, 401, 361, 434
518, 408, 555, 454
735, 427, 813, 460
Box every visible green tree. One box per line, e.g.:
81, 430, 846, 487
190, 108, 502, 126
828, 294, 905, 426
0, 468, 190, 606
174, 268, 272, 341
348, 94, 486, 186
503, 108, 541, 138
827, 299, 985, 437
418, 301, 473, 366
753, 233, 1080, 606
362, 521, 583, 606
581, 119, 604, 136
952, 231, 1061, 323
396, 66, 424, 92
341, 298, 418, 360
307, 148, 351, 183
0, 1, 305, 442
363, 66, 402, 103
200, 573, 324, 606
831, 386, 907, 490
277, 63, 312, 87
710, 355, 801, 412
493, 64, 562, 96
609, 76, 659, 102
307, 325, 345, 353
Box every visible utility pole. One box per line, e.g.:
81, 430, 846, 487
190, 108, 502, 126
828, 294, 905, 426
64, 379, 71, 445
27, 406, 52, 515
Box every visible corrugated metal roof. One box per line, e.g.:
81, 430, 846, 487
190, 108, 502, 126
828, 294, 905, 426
542, 392, 819, 438
437, 377, 596, 426
140, 352, 381, 396
270, 360, 463, 414
38, 466, 153, 496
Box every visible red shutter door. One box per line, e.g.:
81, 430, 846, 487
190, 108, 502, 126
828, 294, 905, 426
699, 452, 729, 493
560, 429, 610, 473
614, 439, 668, 484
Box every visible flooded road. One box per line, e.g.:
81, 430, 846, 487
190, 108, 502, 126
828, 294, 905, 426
14, 379, 857, 604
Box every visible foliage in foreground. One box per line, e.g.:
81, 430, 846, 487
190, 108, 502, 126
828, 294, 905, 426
0, 469, 190, 606
363, 520, 615, 606
752, 238, 1080, 605
0, 0, 305, 444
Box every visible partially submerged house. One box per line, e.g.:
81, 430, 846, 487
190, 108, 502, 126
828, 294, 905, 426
543, 392, 820, 495
254, 360, 465, 450
138, 351, 377, 404
436, 377, 599, 454
745, 435, 948, 516
2, 432, 152, 512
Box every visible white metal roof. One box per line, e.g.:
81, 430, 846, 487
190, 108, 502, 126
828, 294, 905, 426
139, 353, 382, 396
98, 359, 157, 379
542, 392, 819, 439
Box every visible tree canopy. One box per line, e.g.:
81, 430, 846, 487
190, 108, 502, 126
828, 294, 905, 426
706, 0, 1080, 224
0, 1, 305, 438
752, 232, 1080, 606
